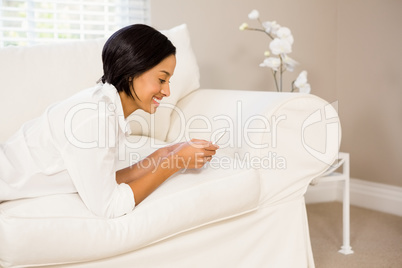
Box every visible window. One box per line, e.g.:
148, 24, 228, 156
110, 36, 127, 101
0, 0, 150, 47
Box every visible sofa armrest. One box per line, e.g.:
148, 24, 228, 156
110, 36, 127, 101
167, 89, 341, 205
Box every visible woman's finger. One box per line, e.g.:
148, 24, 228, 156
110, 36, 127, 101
205, 142, 219, 151
203, 149, 216, 157
189, 139, 209, 149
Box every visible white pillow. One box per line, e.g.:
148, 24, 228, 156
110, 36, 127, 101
127, 24, 200, 143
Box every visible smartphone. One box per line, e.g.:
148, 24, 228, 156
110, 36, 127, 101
213, 128, 228, 144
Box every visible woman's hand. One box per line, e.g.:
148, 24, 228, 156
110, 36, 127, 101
117, 139, 219, 206
171, 139, 219, 170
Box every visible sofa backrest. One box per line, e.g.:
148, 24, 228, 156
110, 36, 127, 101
0, 24, 200, 143
0, 39, 105, 142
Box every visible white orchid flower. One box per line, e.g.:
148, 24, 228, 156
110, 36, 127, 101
269, 38, 292, 55
239, 22, 249, 31
294, 71, 308, 87
240, 10, 310, 93
259, 57, 281, 71
299, 84, 311, 93
277, 27, 294, 45
294, 71, 311, 93
262, 21, 281, 35
282, 55, 298, 72
248, 9, 259, 20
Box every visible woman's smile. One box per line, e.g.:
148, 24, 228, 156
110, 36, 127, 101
152, 96, 162, 107
119, 54, 176, 117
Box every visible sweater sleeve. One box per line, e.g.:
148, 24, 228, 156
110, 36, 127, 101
60, 102, 135, 218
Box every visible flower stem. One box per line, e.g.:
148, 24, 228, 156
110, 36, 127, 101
272, 70, 279, 92
257, 18, 274, 40
279, 56, 283, 92
246, 27, 274, 40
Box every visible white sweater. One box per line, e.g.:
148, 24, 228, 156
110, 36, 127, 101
0, 83, 135, 218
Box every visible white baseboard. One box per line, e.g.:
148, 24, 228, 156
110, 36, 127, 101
305, 178, 402, 217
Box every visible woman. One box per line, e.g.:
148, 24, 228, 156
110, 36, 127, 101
0, 24, 219, 218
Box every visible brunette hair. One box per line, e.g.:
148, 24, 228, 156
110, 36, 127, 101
101, 24, 176, 99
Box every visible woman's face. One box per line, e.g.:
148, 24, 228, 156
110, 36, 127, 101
130, 54, 176, 114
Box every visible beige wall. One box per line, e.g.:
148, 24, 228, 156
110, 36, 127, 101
336, 0, 402, 187
151, 0, 402, 187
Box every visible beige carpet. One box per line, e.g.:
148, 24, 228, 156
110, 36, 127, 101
306, 202, 402, 268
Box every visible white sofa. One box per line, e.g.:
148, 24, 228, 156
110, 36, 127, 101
0, 24, 340, 268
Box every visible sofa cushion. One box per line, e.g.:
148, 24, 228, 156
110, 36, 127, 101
0, 163, 260, 267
